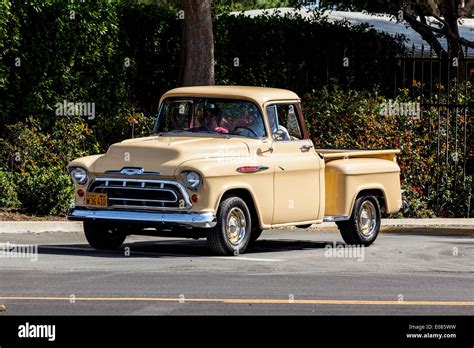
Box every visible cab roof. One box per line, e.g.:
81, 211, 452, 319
160, 86, 300, 106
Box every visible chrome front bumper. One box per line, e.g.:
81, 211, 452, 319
67, 208, 217, 228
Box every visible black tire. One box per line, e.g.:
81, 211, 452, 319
337, 195, 381, 246
207, 196, 252, 256
296, 224, 312, 229
83, 221, 126, 250
250, 227, 263, 243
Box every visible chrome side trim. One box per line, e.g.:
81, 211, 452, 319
323, 215, 351, 222
68, 208, 217, 228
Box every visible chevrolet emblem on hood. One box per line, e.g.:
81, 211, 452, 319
120, 167, 145, 175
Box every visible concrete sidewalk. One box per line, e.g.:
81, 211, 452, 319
0, 221, 83, 234
0, 219, 472, 234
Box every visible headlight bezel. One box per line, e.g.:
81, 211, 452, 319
181, 170, 202, 191
70, 167, 89, 185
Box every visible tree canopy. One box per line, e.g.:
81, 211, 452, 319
316, 0, 474, 58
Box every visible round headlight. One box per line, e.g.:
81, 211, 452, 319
182, 171, 202, 190
70, 167, 88, 185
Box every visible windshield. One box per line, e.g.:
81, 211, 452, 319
153, 97, 266, 138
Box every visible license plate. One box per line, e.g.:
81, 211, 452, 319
86, 193, 108, 207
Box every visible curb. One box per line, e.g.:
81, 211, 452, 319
381, 218, 474, 228
0, 219, 472, 234
0, 221, 83, 234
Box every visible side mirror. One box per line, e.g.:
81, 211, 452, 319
273, 129, 286, 141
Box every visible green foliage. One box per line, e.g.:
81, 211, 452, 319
1, 116, 100, 172
0, 116, 97, 215
0, 170, 20, 209
15, 166, 73, 216
118, 3, 181, 121
2, 2, 125, 140
214, 11, 406, 95
302, 82, 473, 218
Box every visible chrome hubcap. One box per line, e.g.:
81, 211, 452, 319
358, 201, 377, 237
226, 207, 246, 246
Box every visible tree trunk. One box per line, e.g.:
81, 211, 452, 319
439, 0, 464, 58
178, 0, 215, 86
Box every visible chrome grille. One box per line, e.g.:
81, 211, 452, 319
88, 178, 192, 210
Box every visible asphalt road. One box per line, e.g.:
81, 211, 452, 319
0, 228, 473, 315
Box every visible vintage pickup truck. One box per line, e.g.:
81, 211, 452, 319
67, 86, 403, 255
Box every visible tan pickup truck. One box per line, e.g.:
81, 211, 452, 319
67, 86, 403, 255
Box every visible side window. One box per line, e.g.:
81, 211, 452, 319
266, 103, 303, 141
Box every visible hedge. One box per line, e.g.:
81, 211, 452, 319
303, 83, 473, 218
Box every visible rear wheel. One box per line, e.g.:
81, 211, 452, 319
337, 195, 381, 246
84, 221, 126, 250
207, 196, 252, 256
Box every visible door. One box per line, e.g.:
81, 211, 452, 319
267, 103, 322, 224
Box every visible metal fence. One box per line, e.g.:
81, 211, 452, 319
394, 45, 473, 214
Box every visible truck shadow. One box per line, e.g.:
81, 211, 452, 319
34, 239, 347, 259
382, 227, 474, 237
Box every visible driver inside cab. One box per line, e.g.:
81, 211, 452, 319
203, 105, 229, 134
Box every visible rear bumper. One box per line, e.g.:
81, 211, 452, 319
67, 208, 217, 228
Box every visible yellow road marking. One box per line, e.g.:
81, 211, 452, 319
0, 297, 473, 306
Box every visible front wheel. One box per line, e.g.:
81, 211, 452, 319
84, 221, 127, 250
337, 195, 381, 246
207, 196, 252, 256
249, 227, 263, 243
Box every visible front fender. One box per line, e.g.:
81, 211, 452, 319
67, 154, 104, 173
176, 158, 274, 227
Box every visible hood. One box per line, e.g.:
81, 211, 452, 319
92, 135, 251, 176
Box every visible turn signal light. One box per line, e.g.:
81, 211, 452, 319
77, 189, 85, 197
236, 166, 269, 173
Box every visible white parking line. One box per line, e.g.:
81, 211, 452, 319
212, 256, 284, 262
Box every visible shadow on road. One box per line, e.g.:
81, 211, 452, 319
382, 227, 474, 237
34, 238, 347, 259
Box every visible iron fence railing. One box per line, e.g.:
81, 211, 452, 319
394, 45, 473, 215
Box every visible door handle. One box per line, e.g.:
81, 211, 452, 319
300, 144, 313, 152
